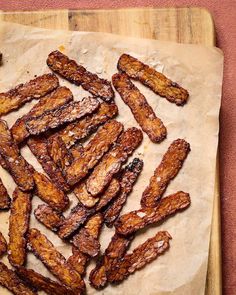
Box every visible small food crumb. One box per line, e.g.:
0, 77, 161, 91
81, 49, 88, 54
58, 45, 65, 52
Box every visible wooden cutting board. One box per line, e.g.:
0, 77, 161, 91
0, 8, 221, 295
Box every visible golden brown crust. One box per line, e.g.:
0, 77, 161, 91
0, 73, 59, 116
0, 177, 11, 210
141, 139, 190, 208
27, 228, 85, 291
112, 73, 167, 142
47, 50, 114, 101
70, 144, 84, 159
0, 231, 7, 257
34, 204, 65, 232
118, 53, 189, 106
104, 158, 143, 227
0, 153, 7, 169
66, 120, 123, 185
86, 127, 143, 196
68, 246, 89, 276
27, 137, 70, 192
8, 187, 31, 267
54, 102, 118, 148
89, 234, 133, 289
107, 231, 171, 283
26, 97, 100, 136
11, 86, 73, 144
33, 170, 69, 212
0, 262, 36, 295
16, 267, 78, 295
73, 182, 99, 208
115, 191, 191, 236
0, 120, 34, 191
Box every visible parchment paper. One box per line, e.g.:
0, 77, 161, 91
0, 21, 223, 295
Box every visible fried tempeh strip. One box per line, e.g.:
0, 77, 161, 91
0, 177, 11, 210
33, 170, 69, 212
0, 73, 59, 116
27, 137, 69, 192
0, 262, 36, 295
16, 267, 77, 295
86, 127, 143, 196
113, 73, 166, 142
47, 50, 114, 101
115, 191, 190, 236
73, 182, 100, 208
107, 231, 171, 283
89, 233, 133, 289
141, 138, 190, 208
118, 53, 189, 106
34, 204, 65, 232
11, 86, 73, 144
66, 120, 123, 185
28, 228, 85, 291
68, 246, 89, 276
70, 143, 84, 159
104, 158, 143, 227
0, 231, 7, 257
72, 213, 103, 257
8, 188, 31, 267
0, 120, 34, 191
26, 97, 100, 135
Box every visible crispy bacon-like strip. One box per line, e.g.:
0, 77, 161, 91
11, 86, 73, 144
0, 177, 10, 210
28, 228, 85, 291
72, 213, 103, 257
86, 127, 143, 196
89, 234, 133, 289
115, 191, 190, 236
0, 120, 34, 191
0, 231, 7, 257
27, 137, 70, 192
26, 97, 100, 135
0, 73, 59, 116
66, 120, 123, 185
33, 170, 69, 212
113, 73, 166, 142
0, 262, 36, 295
107, 231, 171, 283
104, 158, 143, 227
34, 204, 65, 232
141, 139, 190, 208
8, 188, 31, 267
47, 50, 114, 101
68, 246, 89, 277
16, 267, 77, 295
118, 53, 189, 106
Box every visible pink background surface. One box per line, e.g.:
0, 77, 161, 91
0, 0, 236, 294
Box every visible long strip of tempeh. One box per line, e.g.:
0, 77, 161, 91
118, 53, 189, 106
0, 120, 34, 191
8, 188, 31, 267
0, 177, 11, 210
16, 267, 77, 295
33, 170, 69, 212
141, 139, 190, 208
27, 137, 70, 192
0, 73, 59, 116
86, 127, 143, 196
0, 231, 7, 257
11, 86, 73, 144
53, 102, 118, 148
107, 231, 171, 283
34, 204, 65, 232
72, 213, 103, 257
66, 120, 123, 185
47, 50, 114, 101
115, 191, 190, 236
0, 262, 36, 295
104, 158, 143, 227
89, 233, 133, 289
26, 97, 100, 135
28, 228, 85, 291
113, 73, 167, 142
68, 246, 89, 277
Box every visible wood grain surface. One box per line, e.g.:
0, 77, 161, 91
0, 8, 221, 295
